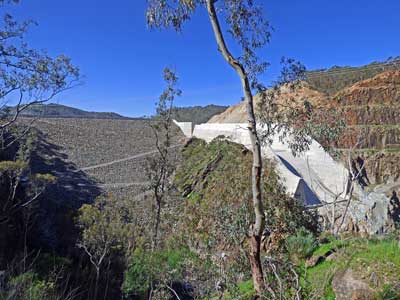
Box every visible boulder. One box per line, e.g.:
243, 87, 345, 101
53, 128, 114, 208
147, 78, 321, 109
305, 255, 324, 268
332, 269, 375, 300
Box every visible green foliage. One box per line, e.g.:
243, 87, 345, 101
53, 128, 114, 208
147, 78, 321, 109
377, 284, 400, 300
7, 271, 56, 300
220, 279, 254, 300
34, 253, 72, 277
263, 179, 319, 253
238, 279, 254, 295
348, 238, 400, 280
235, 279, 255, 300
77, 196, 136, 259
303, 236, 400, 300
32, 173, 56, 184
175, 138, 254, 256
174, 138, 319, 298
0, 8, 80, 129
285, 228, 317, 263
0, 160, 27, 173
312, 240, 344, 257
123, 243, 199, 296
303, 259, 337, 300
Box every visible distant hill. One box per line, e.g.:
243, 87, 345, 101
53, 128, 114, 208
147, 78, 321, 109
306, 57, 400, 95
12, 103, 129, 119
171, 104, 228, 124
10, 103, 228, 122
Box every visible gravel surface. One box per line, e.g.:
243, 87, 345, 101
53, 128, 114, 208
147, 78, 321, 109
21, 117, 185, 198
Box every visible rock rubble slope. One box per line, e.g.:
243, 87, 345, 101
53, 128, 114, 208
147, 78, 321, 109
22, 117, 185, 200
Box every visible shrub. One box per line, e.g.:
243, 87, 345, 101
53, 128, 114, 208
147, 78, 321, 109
378, 284, 400, 300
285, 228, 317, 263
123, 243, 199, 298
7, 271, 55, 300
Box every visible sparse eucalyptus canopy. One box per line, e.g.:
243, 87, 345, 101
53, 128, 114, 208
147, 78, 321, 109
146, 1, 272, 297
0, 1, 80, 129
146, 0, 271, 88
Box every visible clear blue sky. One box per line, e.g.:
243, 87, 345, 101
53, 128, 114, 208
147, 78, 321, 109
8, 0, 400, 117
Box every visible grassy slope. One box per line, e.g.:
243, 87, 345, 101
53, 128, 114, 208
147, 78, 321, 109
305, 237, 400, 300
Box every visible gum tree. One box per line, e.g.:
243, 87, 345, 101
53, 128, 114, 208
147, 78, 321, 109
147, 67, 181, 248
0, 1, 80, 147
146, 0, 271, 297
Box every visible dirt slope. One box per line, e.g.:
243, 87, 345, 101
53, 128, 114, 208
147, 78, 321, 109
208, 83, 326, 123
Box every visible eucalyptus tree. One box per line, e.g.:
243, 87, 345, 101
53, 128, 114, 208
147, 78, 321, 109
145, 1, 347, 298
0, 1, 80, 147
146, 0, 271, 297
147, 67, 181, 248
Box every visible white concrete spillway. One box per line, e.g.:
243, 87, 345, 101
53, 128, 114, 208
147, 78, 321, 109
186, 122, 350, 206
173, 120, 194, 138
174, 120, 392, 233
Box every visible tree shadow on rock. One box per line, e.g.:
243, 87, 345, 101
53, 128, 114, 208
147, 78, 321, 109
29, 130, 103, 254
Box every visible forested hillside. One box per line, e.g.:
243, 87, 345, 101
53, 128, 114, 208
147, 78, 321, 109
172, 104, 228, 124
9, 103, 130, 119
306, 57, 400, 94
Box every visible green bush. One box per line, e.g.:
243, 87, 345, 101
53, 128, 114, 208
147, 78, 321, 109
285, 228, 317, 263
378, 284, 400, 300
123, 243, 199, 297
8, 271, 55, 300
303, 237, 400, 300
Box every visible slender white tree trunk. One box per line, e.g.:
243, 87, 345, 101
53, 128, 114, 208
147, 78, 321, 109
206, 1, 265, 297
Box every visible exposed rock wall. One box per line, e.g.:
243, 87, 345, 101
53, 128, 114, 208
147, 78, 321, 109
209, 71, 400, 186
330, 71, 400, 185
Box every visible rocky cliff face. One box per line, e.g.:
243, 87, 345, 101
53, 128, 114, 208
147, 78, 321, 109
209, 71, 400, 233
210, 71, 400, 185
329, 71, 400, 188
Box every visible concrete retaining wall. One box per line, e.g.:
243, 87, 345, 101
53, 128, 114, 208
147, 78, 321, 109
173, 120, 194, 137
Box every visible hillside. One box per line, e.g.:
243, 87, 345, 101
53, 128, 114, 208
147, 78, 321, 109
11, 103, 227, 124
172, 104, 228, 124
12, 103, 130, 119
331, 70, 400, 187
306, 57, 400, 95
209, 70, 400, 189
19, 117, 184, 198
11, 117, 185, 253
174, 138, 400, 300
208, 83, 326, 123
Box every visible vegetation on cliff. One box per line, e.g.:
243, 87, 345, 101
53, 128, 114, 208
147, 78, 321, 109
172, 137, 318, 299
306, 57, 400, 95
1, 124, 399, 300
172, 105, 229, 124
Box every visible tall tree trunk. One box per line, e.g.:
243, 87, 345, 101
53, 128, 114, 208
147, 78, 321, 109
206, 1, 265, 297
152, 189, 162, 249
94, 268, 100, 300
